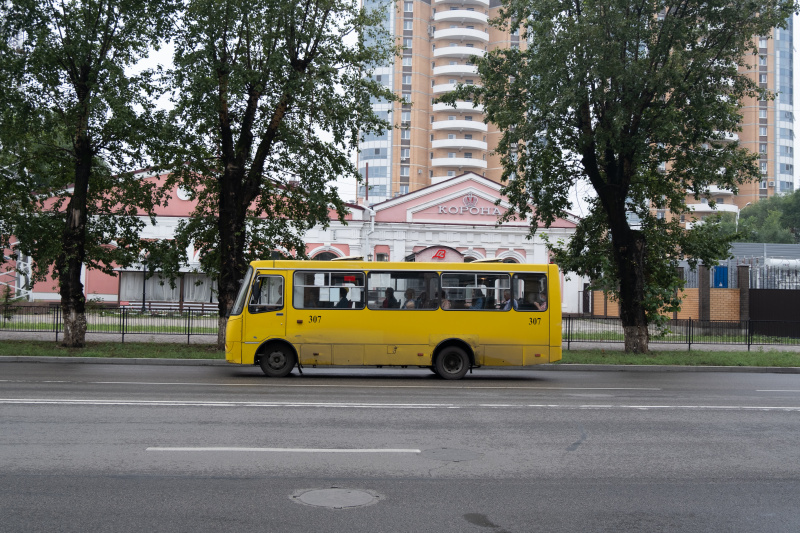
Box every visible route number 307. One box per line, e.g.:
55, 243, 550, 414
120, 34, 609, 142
309, 315, 322, 323
528, 317, 541, 326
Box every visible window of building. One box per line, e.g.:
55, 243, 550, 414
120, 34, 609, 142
760, 143, 767, 153
760, 126, 768, 136
402, 91, 411, 101
464, 152, 473, 158
401, 129, 410, 139
403, 56, 412, 66
761, 161, 768, 173
400, 166, 410, 177
403, 38, 412, 49
759, 37, 768, 48
448, 133, 456, 139
449, 78, 456, 84
781, 145, 793, 156
760, 109, 767, 119
401, 148, 410, 159
448, 115, 456, 120
466, 43, 474, 48
782, 163, 793, 174
448, 152, 456, 158
402, 74, 412, 84
401, 111, 411, 122
404, 1, 413, 11
759, 74, 767, 83
760, 55, 767, 66
403, 20, 412, 30
465, 134, 472, 140
465, 116, 473, 121
447, 170, 456, 177
465, 79, 474, 85
399, 185, 409, 195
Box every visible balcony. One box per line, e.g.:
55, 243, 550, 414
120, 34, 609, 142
433, 82, 481, 94
432, 119, 487, 132
431, 157, 487, 169
434, 46, 486, 60
687, 202, 740, 214
433, 10, 489, 25
432, 101, 485, 113
432, 64, 479, 77
433, 28, 490, 43
707, 185, 735, 196
434, 0, 490, 7
431, 138, 488, 150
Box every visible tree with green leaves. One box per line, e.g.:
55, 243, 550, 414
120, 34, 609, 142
162, 0, 397, 347
443, 0, 796, 352
735, 190, 800, 243
0, 0, 175, 347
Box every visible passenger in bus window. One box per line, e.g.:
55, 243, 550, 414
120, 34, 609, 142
335, 287, 351, 308
534, 292, 547, 311
402, 288, 416, 309
437, 291, 451, 310
500, 289, 517, 311
416, 291, 430, 309
382, 287, 399, 308
469, 289, 485, 310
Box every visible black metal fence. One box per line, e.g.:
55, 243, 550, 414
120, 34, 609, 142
1, 306, 797, 350
0, 306, 218, 344
563, 316, 800, 351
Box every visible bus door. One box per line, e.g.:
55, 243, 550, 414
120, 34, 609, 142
244, 272, 287, 348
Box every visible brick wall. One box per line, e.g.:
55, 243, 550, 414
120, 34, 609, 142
592, 287, 740, 320
709, 289, 740, 321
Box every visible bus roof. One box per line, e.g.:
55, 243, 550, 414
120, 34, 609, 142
250, 260, 556, 273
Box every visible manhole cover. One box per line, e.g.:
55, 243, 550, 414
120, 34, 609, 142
421, 448, 483, 462
292, 488, 381, 509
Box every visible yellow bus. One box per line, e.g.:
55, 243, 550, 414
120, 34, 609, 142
225, 260, 561, 379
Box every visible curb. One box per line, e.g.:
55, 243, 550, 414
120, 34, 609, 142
0, 356, 228, 366
1, 356, 799, 373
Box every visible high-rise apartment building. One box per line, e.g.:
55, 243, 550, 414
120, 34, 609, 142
359, 3, 795, 214
684, 22, 795, 224
359, 0, 519, 202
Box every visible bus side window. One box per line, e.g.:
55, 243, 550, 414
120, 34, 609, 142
514, 273, 548, 311
248, 275, 284, 313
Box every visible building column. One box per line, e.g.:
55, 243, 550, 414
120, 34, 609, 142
738, 265, 750, 322
698, 266, 710, 322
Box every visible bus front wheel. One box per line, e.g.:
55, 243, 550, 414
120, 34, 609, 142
434, 347, 469, 380
259, 345, 296, 377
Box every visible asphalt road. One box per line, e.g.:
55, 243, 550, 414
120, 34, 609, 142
1, 362, 799, 532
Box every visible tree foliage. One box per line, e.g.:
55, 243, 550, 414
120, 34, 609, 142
443, 0, 796, 352
735, 190, 800, 243
160, 0, 397, 346
0, 0, 175, 346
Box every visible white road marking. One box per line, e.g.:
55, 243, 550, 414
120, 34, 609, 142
1, 398, 799, 411
146, 447, 421, 453
757, 390, 800, 392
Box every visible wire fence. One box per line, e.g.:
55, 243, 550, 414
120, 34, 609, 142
1, 306, 797, 351
0, 306, 219, 344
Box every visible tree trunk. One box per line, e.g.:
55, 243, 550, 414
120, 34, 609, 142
56, 135, 92, 348
612, 227, 650, 353
215, 166, 250, 350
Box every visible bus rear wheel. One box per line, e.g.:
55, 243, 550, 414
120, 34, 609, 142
434, 347, 469, 380
259, 345, 296, 377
